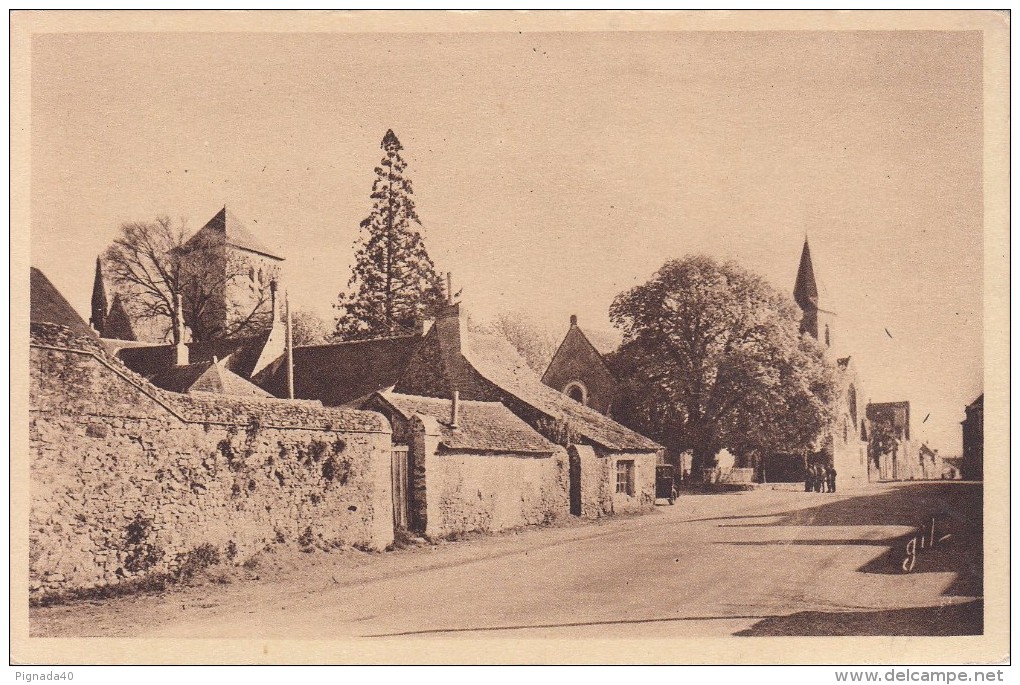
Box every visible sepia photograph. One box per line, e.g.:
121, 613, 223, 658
10, 10, 1010, 668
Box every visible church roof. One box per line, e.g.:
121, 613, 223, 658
374, 391, 557, 455
30, 267, 94, 337
542, 316, 617, 386
182, 207, 284, 260
102, 294, 137, 341
793, 238, 819, 311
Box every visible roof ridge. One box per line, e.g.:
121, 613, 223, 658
382, 390, 505, 406
297, 334, 422, 349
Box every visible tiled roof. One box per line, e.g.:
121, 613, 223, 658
464, 330, 661, 452
259, 335, 424, 406
181, 207, 284, 260
116, 333, 272, 380
376, 391, 557, 455
103, 294, 136, 341
30, 322, 385, 433
148, 360, 273, 398
30, 268, 94, 337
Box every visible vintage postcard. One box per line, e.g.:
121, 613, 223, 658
10, 10, 1009, 667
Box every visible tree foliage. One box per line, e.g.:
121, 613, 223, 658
335, 130, 446, 340
290, 308, 331, 347
608, 255, 838, 475
470, 310, 559, 375
102, 215, 276, 343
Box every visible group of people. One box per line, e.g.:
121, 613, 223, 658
805, 464, 837, 493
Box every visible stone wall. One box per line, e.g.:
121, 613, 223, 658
571, 445, 657, 518
833, 437, 869, 489
29, 327, 393, 599
411, 416, 569, 538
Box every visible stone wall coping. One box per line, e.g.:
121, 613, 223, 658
32, 342, 391, 435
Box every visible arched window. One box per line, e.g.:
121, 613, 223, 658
563, 381, 588, 406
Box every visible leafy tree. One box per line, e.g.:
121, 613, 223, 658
335, 130, 446, 340
470, 310, 558, 374
102, 216, 275, 344
290, 308, 331, 346
608, 255, 838, 476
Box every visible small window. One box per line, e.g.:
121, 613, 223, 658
824, 324, 831, 347
564, 381, 587, 406
616, 460, 635, 496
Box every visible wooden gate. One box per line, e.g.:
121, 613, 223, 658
391, 445, 411, 531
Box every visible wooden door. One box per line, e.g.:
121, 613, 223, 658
391, 445, 410, 530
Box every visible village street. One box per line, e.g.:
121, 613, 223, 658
31, 482, 981, 640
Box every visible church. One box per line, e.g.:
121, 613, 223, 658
540, 238, 873, 488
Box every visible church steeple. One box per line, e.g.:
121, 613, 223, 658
792, 237, 833, 348
89, 257, 108, 335
793, 238, 818, 312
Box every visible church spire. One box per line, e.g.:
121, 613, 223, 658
89, 257, 108, 334
793, 238, 818, 313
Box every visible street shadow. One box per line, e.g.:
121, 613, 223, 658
734, 599, 983, 637
715, 483, 983, 597
699, 483, 981, 530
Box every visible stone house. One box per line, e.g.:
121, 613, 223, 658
960, 394, 983, 480
866, 400, 914, 481
541, 314, 618, 416
361, 391, 568, 538
258, 300, 663, 521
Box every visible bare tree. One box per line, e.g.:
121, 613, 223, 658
102, 216, 277, 344
471, 310, 559, 375
290, 308, 331, 346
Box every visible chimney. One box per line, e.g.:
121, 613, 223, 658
174, 293, 189, 366
450, 390, 460, 429
446, 272, 454, 305
570, 314, 578, 327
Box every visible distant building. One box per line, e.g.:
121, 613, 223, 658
866, 400, 913, 481
793, 238, 837, 348
176, 206, 285, 341
764, 239, 869, 487
961, 394, 983, 480
541, 314, 618, 416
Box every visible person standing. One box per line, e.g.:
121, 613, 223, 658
827, 465, 837, 493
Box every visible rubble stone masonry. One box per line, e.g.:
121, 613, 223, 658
29, 325, 393, 600
410, 415, 570, 538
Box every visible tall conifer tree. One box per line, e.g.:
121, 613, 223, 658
335, 130, 446, 339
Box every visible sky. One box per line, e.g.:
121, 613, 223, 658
30, 30, 984, 454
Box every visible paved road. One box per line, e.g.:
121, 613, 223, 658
32, 481, 982, 639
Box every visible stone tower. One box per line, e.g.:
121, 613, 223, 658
793, 238, 836, 349
176, 206, 284, 341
